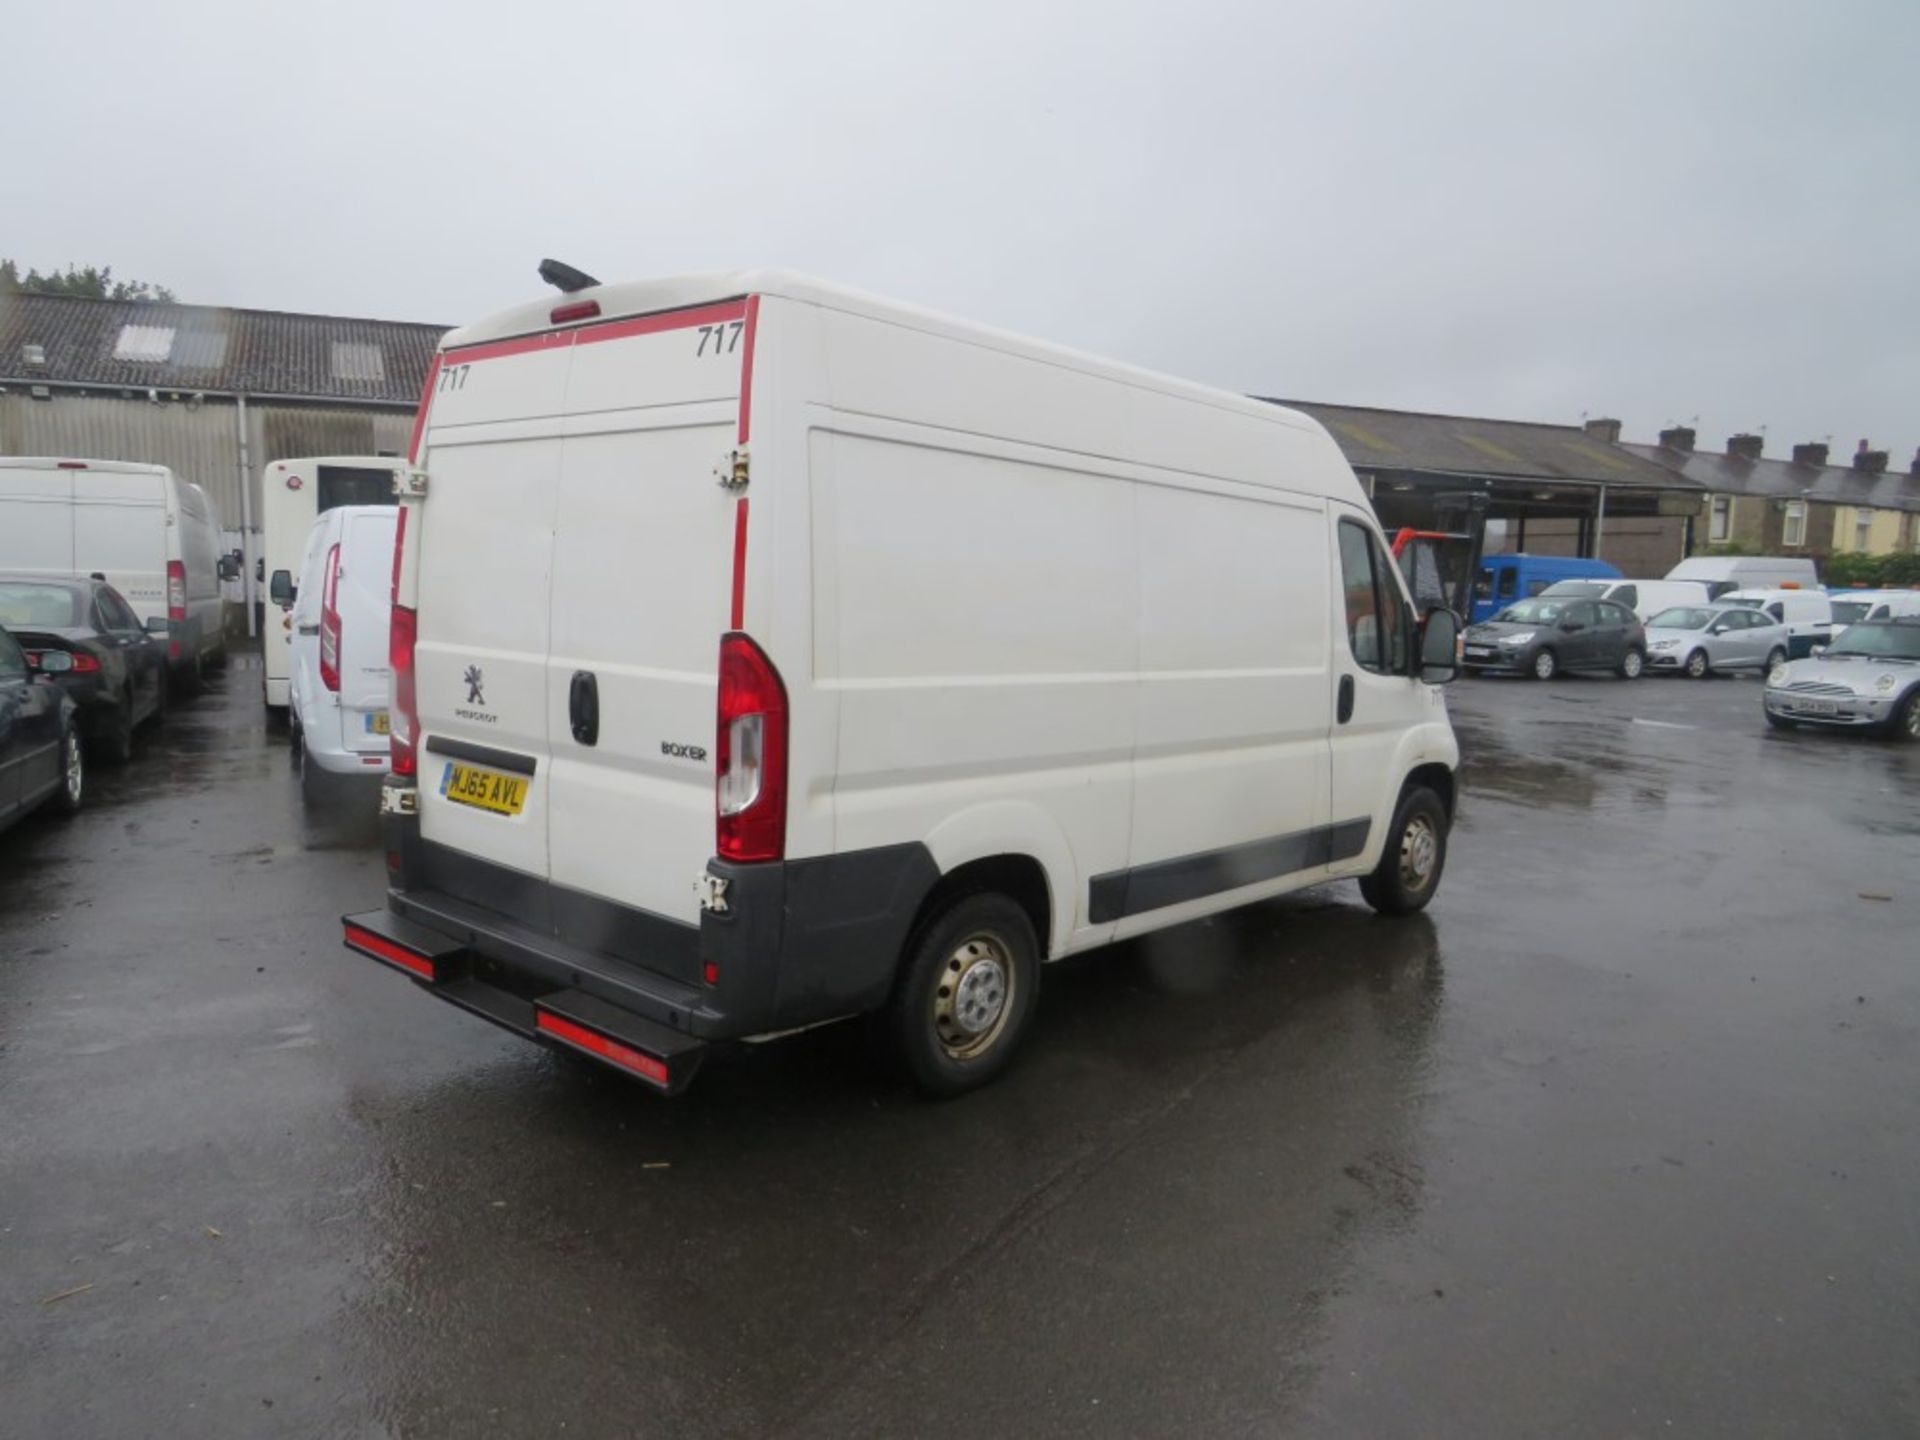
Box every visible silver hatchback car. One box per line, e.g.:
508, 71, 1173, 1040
1643, 604, 1790, 679
1763, 618, 1920, 739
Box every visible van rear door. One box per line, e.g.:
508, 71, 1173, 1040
544, 302, 752, 946
413, 347, 572, 887
338, 510, 398, 753
73, 471, 168, 622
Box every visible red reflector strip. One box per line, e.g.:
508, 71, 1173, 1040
535, 1011, 670, 1086
343, 923, 436, 981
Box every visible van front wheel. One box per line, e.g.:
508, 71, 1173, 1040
1359, 787, 1449, 916
883, 892, 1040, 1098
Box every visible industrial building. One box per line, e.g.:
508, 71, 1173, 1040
0, 292, 444, 630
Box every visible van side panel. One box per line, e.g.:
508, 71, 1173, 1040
812, 427, 1137, 951
1118, 482, 1331, 929
72, 470, 168, 619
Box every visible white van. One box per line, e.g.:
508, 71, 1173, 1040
1830, 589, 1920, 625
0, 457, 230, 681
1538, 577, 1712, 622
289, 506, 399, 801
260, 457, 403, 713
1720, 587, 1834, 658
1666, 555, 1820, 599
342, 271, 1463, 1095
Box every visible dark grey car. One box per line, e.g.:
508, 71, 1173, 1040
1462, 597, 1647, 680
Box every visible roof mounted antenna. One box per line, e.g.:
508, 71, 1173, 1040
538, 258, 600, 294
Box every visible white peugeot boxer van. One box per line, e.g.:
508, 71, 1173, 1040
0, 458, 230, 683
289, 505, 400, 802
260, 457, 404, 714
343, 271, 1463, 1095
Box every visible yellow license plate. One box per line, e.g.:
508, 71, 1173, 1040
440, 761, 528, 816
365, 712, 391, 735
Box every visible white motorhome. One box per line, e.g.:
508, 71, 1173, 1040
1666, 555, 1820, 599
0, 457, 230, 681
259, 456, 403, 713
289, 506, 400, 801
343, 272, 1462, 1095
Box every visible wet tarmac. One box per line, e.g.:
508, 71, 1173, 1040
2, 656, 1916, 1438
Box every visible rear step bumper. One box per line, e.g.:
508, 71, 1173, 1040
341, 908, 707, 1094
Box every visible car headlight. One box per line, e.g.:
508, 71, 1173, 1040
1768, 665, 1789, 687
1651, 639, 1678, 650
1500, 631, 1535, 645
1875, 674, 1898, 694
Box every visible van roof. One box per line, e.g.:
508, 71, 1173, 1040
264, 455, 406, 471
0, 457, 171, 477
441, 270, 1326, 438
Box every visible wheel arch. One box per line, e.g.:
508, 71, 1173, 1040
920, 803, 1074, 957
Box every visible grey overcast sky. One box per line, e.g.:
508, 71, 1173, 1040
7, 1, 1917, 458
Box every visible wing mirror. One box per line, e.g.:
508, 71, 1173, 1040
145, 615, 169, 634
268, 570, 296, 607
1417, 609, 1460, 685
31, 649, 75, 675
217, 550, 242, 582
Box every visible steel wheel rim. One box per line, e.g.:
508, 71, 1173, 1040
933, 932, 1014, 1060
64, 734, 83, 803
1400, 814, 1439, 890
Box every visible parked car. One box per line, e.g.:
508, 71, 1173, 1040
0, 457, 236, 686
1471, 553, 1622, 622
289, 506, 400, 801
260, 457, 404, 717
1763, 618, 1920, 739
343, 269, 1463, 1098
1719, 587, 1834, 658
0, 624, 84, 834
1644, 604, 1790, 678
1829, 590, 1920, 625
1462, 597, 1645, 679
0, 575, 166, 762
1666, 554, 1820, 599
1538, 577, 1713, 623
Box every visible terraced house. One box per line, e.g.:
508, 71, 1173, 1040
1628, 428, 1920, 560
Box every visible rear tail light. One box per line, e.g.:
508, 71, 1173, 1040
166, 560, 187, 621
318, 543, 343, 692
390, 605, 419, 776
25, 650, 101, 673
715, 632, 788, 862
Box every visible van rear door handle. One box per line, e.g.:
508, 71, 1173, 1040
569, 670, 599, 746
1336, 674, 1355, 725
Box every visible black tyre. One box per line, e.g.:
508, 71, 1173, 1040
1891, 690, 1920, 743
99, 696, 135, 765
1765, 711, 1797, 732
1684, 649, 1710, 679
1531, 648, 1558, 681
881, 892, 1040, 1097
52, 725, 84, 816
1764, 646, 1787, 673
298, 742, 332, 806
1359, 786, 1449, 916
1618, 647, 1646, 679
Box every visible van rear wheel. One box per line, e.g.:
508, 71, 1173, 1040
882, 892, 1039, 1097
1359, 787, 1449, 916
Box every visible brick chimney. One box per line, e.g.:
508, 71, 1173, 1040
1791, 442, 1830, 468
1583, 417, 1622, 443
1658, 425, 1696, 452
1726, 433, 1764, 461
1852, 443, 1889, 474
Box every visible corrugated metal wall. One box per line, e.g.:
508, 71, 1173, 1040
0, 392, 412, 532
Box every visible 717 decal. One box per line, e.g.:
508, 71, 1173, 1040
697, 321, 745, 357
